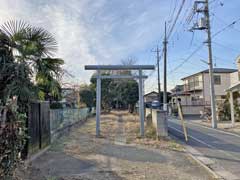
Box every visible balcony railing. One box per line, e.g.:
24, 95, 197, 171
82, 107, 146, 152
184, 81, 203, 91
191, 100, 210, 106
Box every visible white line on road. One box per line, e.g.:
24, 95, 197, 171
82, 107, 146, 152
169, 125, 240, 162
168, 126, 215, 149
169, 117, 240, 138
168, 125, 240, 180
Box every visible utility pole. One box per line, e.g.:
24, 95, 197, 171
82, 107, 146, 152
152, 46, 161, 104
163, 21, 168, 111
205, 0, 217, 128
157, 46, 161, 105
191, 0, 217, 128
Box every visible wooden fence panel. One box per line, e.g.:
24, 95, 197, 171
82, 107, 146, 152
28, 102, 40, 154
28, 101, 50, 155
40, 102, 50, 149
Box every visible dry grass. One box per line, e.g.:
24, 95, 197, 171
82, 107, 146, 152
125, 114, 184, 152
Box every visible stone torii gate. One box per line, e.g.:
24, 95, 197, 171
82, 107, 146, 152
85, 65, 155, 137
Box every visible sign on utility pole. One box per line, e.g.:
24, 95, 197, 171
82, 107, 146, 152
190, 0, 217, 128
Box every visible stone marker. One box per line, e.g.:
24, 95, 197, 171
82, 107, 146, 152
152, 110, 168, 138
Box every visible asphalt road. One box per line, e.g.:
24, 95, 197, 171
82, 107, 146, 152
168, 117, 240, 180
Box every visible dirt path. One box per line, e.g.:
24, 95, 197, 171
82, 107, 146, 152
114, 113, 126, 145
23, 111, 214, 180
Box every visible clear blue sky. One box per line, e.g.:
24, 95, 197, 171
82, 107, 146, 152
1, 0, 240, 92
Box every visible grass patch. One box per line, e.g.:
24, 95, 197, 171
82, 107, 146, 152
168, 140, 184, 151
145, 125, 157, 139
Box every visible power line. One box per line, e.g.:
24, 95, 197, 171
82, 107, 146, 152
168, 0, 178, 23
211, 13, 240, 33
148, 0, 190, 93
209, 0, 223, 10
168, 44, 204, 73
168, 15, 240, 74
169, 1, 195, 46
212, 16, 240, 38
212, 41, 240, 54
167, 0, 186, 40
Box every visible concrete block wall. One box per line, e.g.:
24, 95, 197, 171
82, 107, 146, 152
145, 108, 152, 117
146, 108, 168, 138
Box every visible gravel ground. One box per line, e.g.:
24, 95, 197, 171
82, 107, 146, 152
19, 111, 214, 180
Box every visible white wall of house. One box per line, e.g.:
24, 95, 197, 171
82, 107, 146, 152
230, 71, 239, 86
203, 73, 231, 103
183, 74, 205, 105
183, 74, 203, 91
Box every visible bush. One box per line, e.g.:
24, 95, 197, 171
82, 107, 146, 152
0, 99, 27, 180
218, 92, 240, 122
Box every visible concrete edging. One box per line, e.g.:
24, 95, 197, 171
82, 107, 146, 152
169, 134, 223, 180
185, 146, 223, 180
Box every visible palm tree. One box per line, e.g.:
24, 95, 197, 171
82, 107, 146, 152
0, 20, 64, 108
0, 21, 64, 178
36, 57, 64, 101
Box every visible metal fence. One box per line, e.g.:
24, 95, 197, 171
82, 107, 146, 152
50, 108, 92, 135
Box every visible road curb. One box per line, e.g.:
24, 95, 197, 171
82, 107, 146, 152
186, 147, 223, 180
169, 134, 223, 180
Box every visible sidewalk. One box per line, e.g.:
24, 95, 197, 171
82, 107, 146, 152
19, 111, 214, 180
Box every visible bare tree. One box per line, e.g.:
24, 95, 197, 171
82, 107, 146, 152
120, 57, 138, 76
121, 57, 137, 65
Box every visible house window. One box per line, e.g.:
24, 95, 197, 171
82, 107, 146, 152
214, 75, 221, 85
195, 76, 199, 86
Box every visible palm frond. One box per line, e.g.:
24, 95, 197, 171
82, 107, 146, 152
27, 27, 58, 57
0, 20, 30, 39
36, 57, 64, 78
0, 30, 11, 47
0, 20, 58, 57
